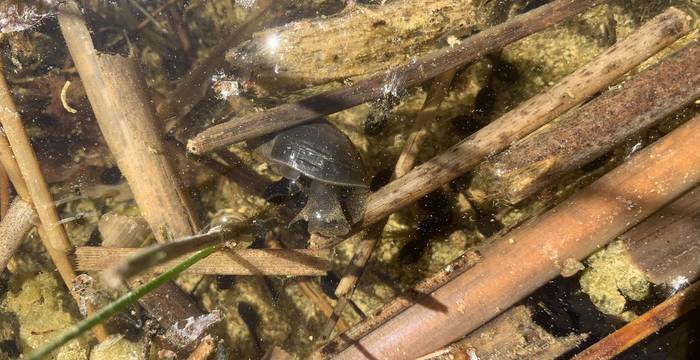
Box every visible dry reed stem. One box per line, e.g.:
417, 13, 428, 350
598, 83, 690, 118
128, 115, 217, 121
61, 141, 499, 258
0, 162, 8, 218
330, 110, 700, 359
573, 281, 700, 360
188, 0, 610, 154
75, 247, 330, 276
0, 198, 37, 269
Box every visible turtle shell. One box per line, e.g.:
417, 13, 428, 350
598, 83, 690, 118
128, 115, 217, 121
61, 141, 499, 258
258, 119, 367, 188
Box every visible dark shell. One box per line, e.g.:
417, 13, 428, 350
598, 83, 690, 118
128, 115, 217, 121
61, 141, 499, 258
256, 119, 367, 188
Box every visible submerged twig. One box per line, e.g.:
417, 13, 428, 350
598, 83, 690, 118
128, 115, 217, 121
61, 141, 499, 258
188, 0, 610, 154
26, 244, 218, 360
394, 69, 457, 177
573, 281, 700, 360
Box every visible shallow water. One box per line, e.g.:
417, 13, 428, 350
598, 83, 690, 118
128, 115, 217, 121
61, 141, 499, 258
0, 0, 698, 359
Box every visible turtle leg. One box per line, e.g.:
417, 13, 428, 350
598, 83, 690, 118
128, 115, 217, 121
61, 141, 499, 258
340, 187, 368, 225
291, 181, 351, 237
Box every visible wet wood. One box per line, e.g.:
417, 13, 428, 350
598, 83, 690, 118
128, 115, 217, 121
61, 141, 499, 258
0, 198, 37, 269
98, 212, 151, 248
188, 0, 611, 154
469, 39, 700, 207
75, 247, 330, 276
621, 187, 700, 287
57, 0, 206, 347
419, 306, 587, 360
573, 281, 700, 360
234, 0, 478, 90
327, 112, 700, 359
303, 7, 693, 250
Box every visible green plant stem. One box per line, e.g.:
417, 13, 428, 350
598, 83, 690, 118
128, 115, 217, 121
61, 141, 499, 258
27, 245, 218, 360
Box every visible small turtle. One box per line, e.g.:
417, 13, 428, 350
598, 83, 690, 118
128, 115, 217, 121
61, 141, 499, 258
254, 119, 368, 237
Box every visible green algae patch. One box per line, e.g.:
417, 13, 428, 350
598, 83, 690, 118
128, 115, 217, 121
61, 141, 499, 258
580, 240, 650, 318
2, 272, 89, 359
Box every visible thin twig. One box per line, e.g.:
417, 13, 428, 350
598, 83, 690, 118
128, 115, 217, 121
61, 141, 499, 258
469, 40, 700, 206
26, 244, 219, 360
573, 281, 700, 360
188, 0, 610, 154
394, 69, 457, 177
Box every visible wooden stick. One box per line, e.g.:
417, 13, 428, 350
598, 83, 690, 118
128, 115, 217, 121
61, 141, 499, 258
0, 162, 8, 218
57, 1, 206, 346
75, 247, 330, 276
0, 61, 109, 341
469, 40, 700, 207
0, 198, 37, 269
394, 69, 457, 177
573, 281, 700, 360
621, 186, 700, 286
156, 0, 274, 121
188, 0, 610, 154
328, 109, 700, 359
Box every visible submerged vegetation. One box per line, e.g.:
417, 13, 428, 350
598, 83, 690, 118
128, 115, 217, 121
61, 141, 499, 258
0, 0, 699, 359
